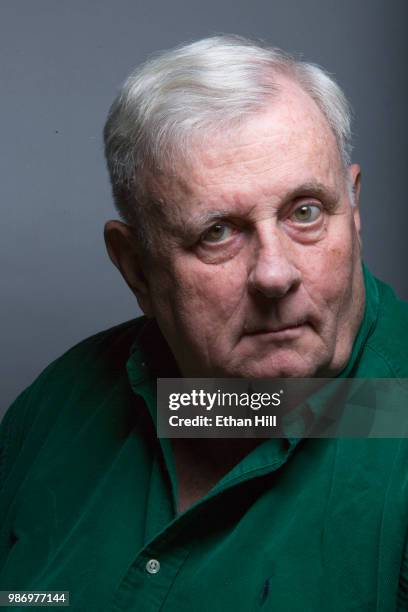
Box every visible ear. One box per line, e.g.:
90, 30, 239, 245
349, 164, 362, 238
104, 220, 154, 317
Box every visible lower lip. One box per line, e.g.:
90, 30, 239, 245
248, 325, 307, 341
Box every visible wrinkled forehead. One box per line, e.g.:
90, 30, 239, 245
150, 78, 346, 217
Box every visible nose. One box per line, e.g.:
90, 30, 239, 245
247, 228, 302, 299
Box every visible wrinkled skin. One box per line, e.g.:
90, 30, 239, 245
106, 77, 365, 379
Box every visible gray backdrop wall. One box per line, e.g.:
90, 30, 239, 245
1, 0, 407, 417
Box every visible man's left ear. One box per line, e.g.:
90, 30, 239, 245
104, 220, 154, 317
349, 164, 362, 237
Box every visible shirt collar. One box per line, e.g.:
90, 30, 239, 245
126, 318, 179, 427
337, 262, 379, 378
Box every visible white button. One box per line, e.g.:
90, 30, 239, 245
146, 558, 160, 574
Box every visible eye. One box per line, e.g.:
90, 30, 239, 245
291, 203, 321, 224
201, 223, 235, 244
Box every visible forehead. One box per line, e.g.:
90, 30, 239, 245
155, 78, 344, 215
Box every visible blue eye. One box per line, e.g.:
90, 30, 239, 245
291, 204, 321, 223
201, 223, 234, 244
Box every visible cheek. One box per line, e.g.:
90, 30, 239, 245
299, 239, 356, 305
189, 267, 246, 319
160, 257, 249, 325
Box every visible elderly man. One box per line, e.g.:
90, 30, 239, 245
1, 36, 407, 611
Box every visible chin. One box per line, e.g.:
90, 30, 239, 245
255, 366, 318, 379
226, 353, 324, 379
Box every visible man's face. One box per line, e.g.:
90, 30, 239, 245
120, 79, 365, 378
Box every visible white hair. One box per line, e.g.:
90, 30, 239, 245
104, 35, 354, 246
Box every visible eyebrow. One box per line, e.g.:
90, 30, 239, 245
287, 181, 340, 206
179, 180, 341, 235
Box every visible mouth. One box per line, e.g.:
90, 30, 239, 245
244, 322, 308, 341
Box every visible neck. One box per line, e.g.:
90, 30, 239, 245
171, 438, 264, 513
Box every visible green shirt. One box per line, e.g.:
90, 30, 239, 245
1, 266, 408, 611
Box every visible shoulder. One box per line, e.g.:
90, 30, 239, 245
362, 277, 408, 377
5, 316, 145, 415
0, 317, 145, 489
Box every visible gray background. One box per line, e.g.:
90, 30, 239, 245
1, 0, 407, 416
